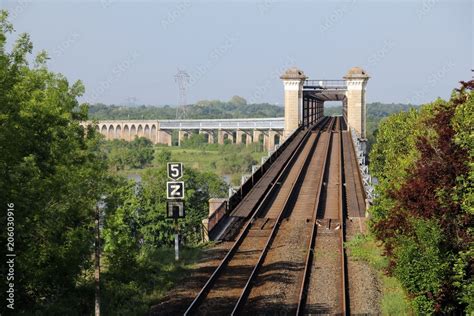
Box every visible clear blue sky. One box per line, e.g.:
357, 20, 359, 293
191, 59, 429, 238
2, 0, 472, 106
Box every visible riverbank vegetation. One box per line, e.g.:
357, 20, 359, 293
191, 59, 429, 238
102, 133, 268, 186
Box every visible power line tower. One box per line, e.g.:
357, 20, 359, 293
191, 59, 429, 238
174, 69, 190, 119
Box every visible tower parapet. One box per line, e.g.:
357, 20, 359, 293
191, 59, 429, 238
343, 67, 369, 140
280, 67, 307, 138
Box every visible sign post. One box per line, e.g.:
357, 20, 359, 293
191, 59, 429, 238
174, 230, 179, 261
166, 163, 185, 261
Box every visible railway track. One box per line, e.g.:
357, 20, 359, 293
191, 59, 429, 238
185, 116, 364, 315
236, 118, 336, 314
296, 116, 348, 315
342, 130, 366, 218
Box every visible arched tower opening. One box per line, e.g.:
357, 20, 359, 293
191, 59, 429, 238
281, 66, 369, 141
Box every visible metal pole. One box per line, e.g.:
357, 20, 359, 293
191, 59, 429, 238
95, 206, 101, 316
174, 218, 180, 261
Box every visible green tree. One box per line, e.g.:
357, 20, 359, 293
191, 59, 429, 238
101, 137, 154, 170
181, 133, 208, 148
229, 95, 247, 106
102, 179, 143, 274
370, 81, 473, 314
107, 139, 129, 170
0, 11, 107, 313
128, 137, 154, 168
99, 168, 228, 314
154, 148, 172, 165
139, 166, 228, 246
393, 219, 449, 314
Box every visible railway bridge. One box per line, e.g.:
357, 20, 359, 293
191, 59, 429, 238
84, 66, 369, 154
152, 67, 375, 315
84, 118, 285, 151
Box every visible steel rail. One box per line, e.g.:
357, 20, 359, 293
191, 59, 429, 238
184, 117, 330, 316
230, 118, 332, 315
338, 118, 349, 315
296, 117, 337, 315
346, 130, 368, 216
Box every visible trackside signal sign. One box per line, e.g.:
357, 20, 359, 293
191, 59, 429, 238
167, 200, 185, 218
167, 162, 183, 180
167, 181, 184, 200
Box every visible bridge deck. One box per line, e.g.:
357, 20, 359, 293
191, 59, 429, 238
185, 117, 371, 315
229, 128, 307, 218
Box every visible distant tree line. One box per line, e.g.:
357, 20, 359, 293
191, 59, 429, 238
91, 100, 421, 155
88, 96, 284, 120
90, 100, 420, 125
326, 102, 421, 151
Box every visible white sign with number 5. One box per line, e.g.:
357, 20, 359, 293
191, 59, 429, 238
167, 162, 183, 180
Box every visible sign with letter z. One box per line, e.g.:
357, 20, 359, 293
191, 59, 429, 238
167, 181, 184, 200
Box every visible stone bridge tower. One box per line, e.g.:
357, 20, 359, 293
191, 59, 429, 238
344, 67, 369, 139
280, 67, 307, 138
280, 66, 369, 141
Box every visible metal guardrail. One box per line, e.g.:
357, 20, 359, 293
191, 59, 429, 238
304, 79, 347, 90
206, 126, 304, 236
159, 118, 284, 130
227, 125, 303, 212
350, 128, 374, 203
85, 118, 285, 130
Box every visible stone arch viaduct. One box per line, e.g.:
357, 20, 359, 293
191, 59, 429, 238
83, 118, 284, 151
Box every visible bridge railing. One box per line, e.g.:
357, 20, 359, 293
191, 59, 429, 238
227, 126, 302, 212
82, 118, 285, 131
158, 118, 284, 130
208, 201, 227, 232
350, 128, 374, 205
304, 80, 347, 90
